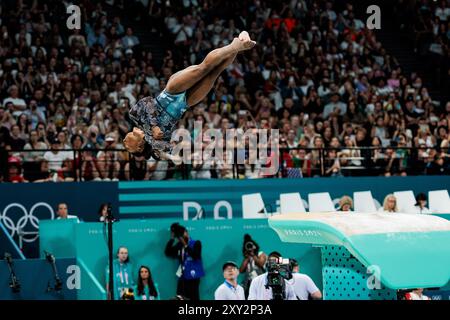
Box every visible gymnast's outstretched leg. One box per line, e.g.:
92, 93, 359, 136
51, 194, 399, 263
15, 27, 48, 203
165, 31, 255, 95
185, 50, 237, 107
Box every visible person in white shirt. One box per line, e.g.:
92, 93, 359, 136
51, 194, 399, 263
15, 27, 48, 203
43, 138, 70, 172
56, 203, 79, 221
288, 259, 322, 300
322, 93, 347, 119
248, 252, 297, 300
214, 261, 245, 300
405, 288, 430, 300
3, 85, 27, 117
412, 193, 431, 214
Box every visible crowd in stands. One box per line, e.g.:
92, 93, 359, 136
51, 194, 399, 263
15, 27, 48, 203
392, 0, 450, 105
0, 0, 449, 182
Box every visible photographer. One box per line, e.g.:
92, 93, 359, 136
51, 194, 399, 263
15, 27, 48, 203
287, 259, 322, 300
105, 246, 135, 300
248, 251, 296, 300
239, 234, 267, 298
214, 261, 245, 300
165, 223, 205, 300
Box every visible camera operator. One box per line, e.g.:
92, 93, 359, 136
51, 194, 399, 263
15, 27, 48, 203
165, 223, 205, 300
248, 251, 296, 300
105, 246, 135, 300
214, 261, 245, 300
287, 259, 322, 300
239, 234, 267, 297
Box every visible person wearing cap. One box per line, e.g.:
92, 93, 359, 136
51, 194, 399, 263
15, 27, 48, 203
97, 132, 120, 181
7, 156, 28, 183
412, 193, 431, 214
214, 262, 245, 300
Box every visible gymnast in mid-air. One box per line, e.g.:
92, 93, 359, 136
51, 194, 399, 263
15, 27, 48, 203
123, 31, 256, 160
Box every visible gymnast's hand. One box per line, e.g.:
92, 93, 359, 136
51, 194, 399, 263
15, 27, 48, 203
152, 126, 164, 140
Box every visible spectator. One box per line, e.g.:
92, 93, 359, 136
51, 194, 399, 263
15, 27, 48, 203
338, 195, 353, 212
426, 154, 448, 175
9, 125, 26, 151
134, 266, 159, 300
124, 154, 152, 181
98, 203, 109, 222
214, 261, 245, 300
287, 259, 322, 300
121, 28, 140, 49
165, 223, 204, 300
31, 158, 57, 183
3, 85, 27, 117
413, 193, 431, 214
43, 137, 68, 172
379, 194, 399, 213
106, 246, 135, 300
6, 156, 27, 183
322, 93, 347, 119
404, 288, 431, 300
87, 27, 107, 48
97, 132, 121, 181
23, 129, 47, 162
56, 203, 79, 220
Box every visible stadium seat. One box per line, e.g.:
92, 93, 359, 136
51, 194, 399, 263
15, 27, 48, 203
279, 193, 307, 214
428, 190, 450, 214
353, 191, 377, 213
308, 192, 335, 212
394, 191, 416, 213
242, 193, 268, 219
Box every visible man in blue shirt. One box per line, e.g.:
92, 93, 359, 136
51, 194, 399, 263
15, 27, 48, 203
215, 261, 245, 300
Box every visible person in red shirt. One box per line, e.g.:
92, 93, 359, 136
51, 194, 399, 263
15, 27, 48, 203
7, 156, 28, 183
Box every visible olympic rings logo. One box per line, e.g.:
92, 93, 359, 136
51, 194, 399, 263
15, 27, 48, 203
0, 202, 55, 243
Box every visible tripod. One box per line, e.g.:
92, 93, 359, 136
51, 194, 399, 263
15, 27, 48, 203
105, 204, 116, 300
4, 253, 21, 293
44, 251, 63, 292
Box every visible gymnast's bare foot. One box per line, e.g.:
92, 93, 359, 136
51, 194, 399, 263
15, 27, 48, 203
231, 32, 256, 51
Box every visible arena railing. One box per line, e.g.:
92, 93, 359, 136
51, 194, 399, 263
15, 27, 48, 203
2, 146, 448, 182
